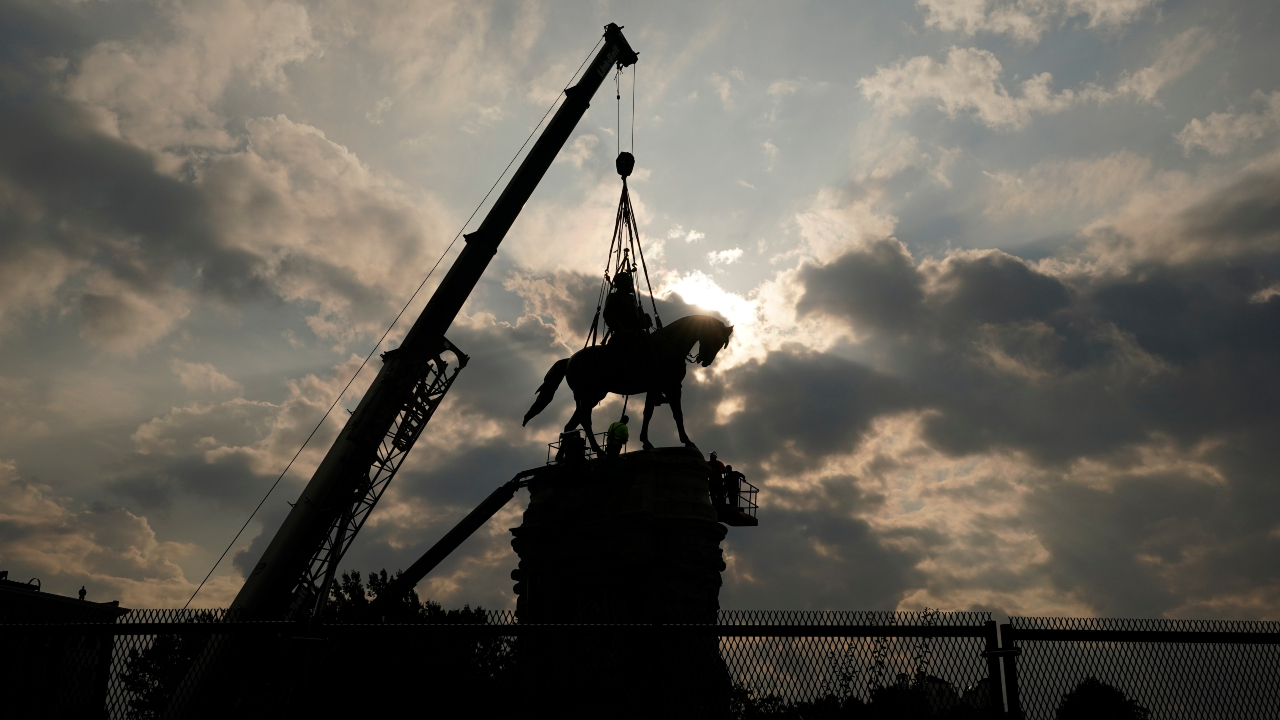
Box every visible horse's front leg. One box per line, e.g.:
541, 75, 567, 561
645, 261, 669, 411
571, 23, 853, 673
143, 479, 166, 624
640, 392, 658, 450
668, 385, 697, 449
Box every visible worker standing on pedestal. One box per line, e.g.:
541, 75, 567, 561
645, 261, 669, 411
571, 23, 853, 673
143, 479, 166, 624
708, 452, 728, 506
724, 465, 745, 509
606, 415, 629, 457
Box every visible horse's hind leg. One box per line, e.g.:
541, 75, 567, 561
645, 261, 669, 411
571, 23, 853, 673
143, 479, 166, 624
563, 406, 582, 433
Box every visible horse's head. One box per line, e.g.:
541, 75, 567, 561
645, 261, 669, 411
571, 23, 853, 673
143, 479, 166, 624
696, 322, 734, 367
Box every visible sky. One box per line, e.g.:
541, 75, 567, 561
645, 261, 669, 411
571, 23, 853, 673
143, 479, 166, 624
1, 0, 1278, 621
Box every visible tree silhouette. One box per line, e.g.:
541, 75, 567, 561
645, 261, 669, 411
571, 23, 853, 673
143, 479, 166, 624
120, 570, 504, 717
120, 611, 218, 720
1056, 676, 1151, 720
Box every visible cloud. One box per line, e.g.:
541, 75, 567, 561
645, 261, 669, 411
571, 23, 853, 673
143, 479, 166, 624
79, 270, 193, 355
984, 151, 1153, 218
708, 247, 744, 265
709, 72, 735, 109
0, 243, 83, 336
860, 32, 1209, 129
775, 210, 1280, 616
0, 88, 454, 352
555, 133, 599, 169
501, 172, 653, 275
311, 0, 547, 127
133, 354, 372, 485
365, 96, 394, 125
762, 139, 779, 170
1177, 90, 1280, 156
767, 80, 800, 98
170, 360, 243, 394
65, 0, 318, 150
1112, 27, 1215, 104
917, 0, 1161, 42
859, 46, 1100, 128
668, 225, 706, 243
794, 186, 899, 263
0, 459, 240, 608
1076, 150, 1280, 267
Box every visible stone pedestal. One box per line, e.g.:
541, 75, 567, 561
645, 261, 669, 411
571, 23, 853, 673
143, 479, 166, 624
510, 447, 727, 623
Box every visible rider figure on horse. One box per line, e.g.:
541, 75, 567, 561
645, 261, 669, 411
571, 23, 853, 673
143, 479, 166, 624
602, 267, 653, 367
603, 268, 652, 339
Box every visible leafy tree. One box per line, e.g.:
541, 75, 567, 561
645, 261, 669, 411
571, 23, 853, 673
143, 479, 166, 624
120, 571, 501, 717
120, 611, 217, 720
1056, 676, 1152, 720
321, 568, 487, 625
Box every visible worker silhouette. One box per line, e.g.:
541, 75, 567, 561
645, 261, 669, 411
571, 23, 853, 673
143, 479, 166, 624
78, 586, 86, 601
606, 415, 629, 457
724, 465, 745, 508
556, 431, 588, 464
708, 452, 728, 505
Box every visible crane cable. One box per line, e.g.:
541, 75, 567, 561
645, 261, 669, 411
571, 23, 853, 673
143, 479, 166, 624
183, 35, 607, 609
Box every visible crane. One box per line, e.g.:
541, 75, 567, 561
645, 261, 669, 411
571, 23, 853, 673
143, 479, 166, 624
167, 25, 638, 717
229, 24, 638, 624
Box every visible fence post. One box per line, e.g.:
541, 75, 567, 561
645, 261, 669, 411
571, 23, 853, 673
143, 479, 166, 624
999, 623, 1023, 719
983, 621, 1003, 717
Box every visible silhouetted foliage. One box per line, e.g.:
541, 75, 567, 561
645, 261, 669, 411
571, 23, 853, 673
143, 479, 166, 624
321, 568, 486, 624
120, 611, 217, 720
319, 569, 513, 716
726, 672, 995, 720
1056, 676, 1151, 720
120, 571, 502, 717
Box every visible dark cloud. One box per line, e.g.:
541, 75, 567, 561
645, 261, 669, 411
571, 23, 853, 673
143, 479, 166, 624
783, 180, 1280, 616
797, 240, 924, 332
0, 98, 269, 291
933, 251, 1071, 326
107, 453, 267, 515
715, 349, 913, 472
720, 509, 920, 610
1181, 169, 1280, 244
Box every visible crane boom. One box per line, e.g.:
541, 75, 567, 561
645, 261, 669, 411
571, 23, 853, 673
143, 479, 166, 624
230, 24, 638, 622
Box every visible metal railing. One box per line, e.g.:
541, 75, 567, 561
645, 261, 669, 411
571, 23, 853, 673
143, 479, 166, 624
545, 430, 624, 463
727, 473, 758, 521
4, 609, 1278, 718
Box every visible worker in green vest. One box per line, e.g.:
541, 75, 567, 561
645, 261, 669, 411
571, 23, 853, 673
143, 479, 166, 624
606, 414, 630, 457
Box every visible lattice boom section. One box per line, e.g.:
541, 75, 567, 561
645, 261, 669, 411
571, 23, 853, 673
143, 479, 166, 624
293, 343, 466, 617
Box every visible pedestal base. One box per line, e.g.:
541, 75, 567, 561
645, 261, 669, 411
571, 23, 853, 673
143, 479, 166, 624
510, 447, 727, 623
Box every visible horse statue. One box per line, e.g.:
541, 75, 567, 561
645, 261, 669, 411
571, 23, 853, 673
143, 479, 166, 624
522, 315, 733, 454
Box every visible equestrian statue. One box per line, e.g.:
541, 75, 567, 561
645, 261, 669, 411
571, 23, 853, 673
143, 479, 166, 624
522, 268, 733, 454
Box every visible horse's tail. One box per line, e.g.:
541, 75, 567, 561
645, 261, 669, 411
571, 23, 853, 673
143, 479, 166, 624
523, 358, 569, 426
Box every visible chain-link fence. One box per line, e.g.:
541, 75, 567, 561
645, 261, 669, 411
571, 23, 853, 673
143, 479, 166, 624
5, 610, 1279, 719
1005, 616, 1280, 720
